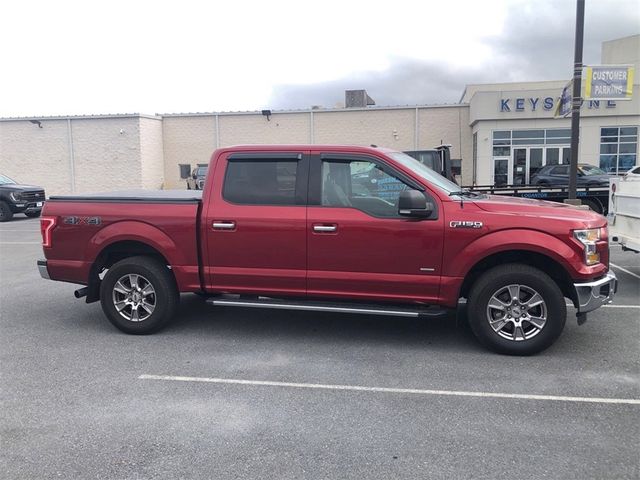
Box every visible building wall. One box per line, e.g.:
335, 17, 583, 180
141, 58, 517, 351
602, 34, 640, 74
139, 117, 164, 190
313, 108, 416, 150
0, 119, 72, 195
219, 112, 310, 146
162, 115, 217, 189
70, 117, 141, 194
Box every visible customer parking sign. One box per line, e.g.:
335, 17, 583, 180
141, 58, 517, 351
585, 65, 634, 100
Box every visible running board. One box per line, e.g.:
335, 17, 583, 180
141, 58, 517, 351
206, 296, 449, 318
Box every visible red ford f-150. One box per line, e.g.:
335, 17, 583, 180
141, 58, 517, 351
37, 145, 617, 355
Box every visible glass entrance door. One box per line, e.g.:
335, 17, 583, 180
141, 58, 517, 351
513, 148, 527, 185
512, 147, 545, 185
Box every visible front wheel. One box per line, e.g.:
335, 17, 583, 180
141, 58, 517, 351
100, 256, 179, 334
467, 264, 566, 355
0, 201, 13, 222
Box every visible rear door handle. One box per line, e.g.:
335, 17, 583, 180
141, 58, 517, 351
212, 221, 236, 230
313, 224, 337, 233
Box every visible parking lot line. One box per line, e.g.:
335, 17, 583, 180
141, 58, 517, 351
603, 305, 640, 309
0, 241, 41, 244
611, 263, 640, 280
138, 374, 640, 405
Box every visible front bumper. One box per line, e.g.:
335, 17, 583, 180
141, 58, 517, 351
37, 260, 50, 280
10, 201, 44, 213
573, 271, 617, 313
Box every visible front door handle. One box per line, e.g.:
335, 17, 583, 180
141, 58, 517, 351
313, 224, 337, 233
212, 221, 236, 230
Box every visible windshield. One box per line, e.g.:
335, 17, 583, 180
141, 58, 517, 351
196, 167, 208, 176
0, 174, 16, 185
580, 165, 607, 176
388, 152, 460, 194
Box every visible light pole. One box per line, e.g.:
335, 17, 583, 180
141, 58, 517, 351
568, 0, 585, 201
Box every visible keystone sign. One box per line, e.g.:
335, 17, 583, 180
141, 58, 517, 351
500, 96, 617, 113
585, 65, 634, 100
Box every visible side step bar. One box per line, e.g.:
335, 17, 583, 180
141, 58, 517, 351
206, 296, 449, 318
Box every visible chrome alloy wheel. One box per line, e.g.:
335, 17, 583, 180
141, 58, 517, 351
486, 284, 547, 342
112, 274, 156, 322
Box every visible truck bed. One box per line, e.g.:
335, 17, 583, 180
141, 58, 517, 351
43, 190, 202, 291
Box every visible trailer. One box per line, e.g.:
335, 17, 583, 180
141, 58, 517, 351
608, 167, 640, 253
464, 184, 610, 214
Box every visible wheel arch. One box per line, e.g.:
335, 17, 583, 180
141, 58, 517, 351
86, 240, 175, 303
459, 249, 575, 302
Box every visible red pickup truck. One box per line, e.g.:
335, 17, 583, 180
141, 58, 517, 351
37, 145, 617, 355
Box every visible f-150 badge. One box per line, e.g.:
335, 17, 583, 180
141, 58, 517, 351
449, 221, 483, 228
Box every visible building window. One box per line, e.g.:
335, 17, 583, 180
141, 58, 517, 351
599, 126, 638, 174
179, 164, 191, 179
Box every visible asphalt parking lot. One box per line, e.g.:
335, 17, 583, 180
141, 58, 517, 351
1, 216, 639, 479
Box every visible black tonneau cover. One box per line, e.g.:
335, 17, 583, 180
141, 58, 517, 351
48, 190, 202, 203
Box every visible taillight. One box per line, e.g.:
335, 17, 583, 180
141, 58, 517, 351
40, 216, 56, 248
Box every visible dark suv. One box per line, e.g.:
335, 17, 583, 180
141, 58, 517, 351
186, 166, 208, 190
530, 164, 610, 187
0, 174, 46, 222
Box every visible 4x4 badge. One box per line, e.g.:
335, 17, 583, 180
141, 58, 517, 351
450, 221, 483, 229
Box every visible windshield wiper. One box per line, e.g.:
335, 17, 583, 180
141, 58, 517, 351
449, 190, 480, 198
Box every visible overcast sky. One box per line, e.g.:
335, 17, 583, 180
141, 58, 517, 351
0, 0, 638, 117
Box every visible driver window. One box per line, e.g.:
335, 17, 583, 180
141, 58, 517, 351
321, 159, 410, 217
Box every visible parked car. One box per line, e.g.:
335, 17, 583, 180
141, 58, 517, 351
0, 174, 46, 222
530, 164, 610, 187
37, 145, 617, 355
186, 166, 208, 190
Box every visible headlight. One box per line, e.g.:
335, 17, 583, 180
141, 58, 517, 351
573, 228, 601, 265
9, 192, 22, 202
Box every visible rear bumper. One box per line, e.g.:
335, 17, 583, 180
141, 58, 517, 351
572, 271, 617, 313
37, 259, 50, 280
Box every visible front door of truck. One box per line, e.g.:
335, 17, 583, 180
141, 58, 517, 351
204, 151, 309, 296
306, 152, 444, 303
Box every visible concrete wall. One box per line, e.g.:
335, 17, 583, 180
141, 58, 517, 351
71, 117, 141, 194
219, 112, 310, 145
160, 106, 469, 189
139, 117, 164, 190
162, 115, 217, 189
0, 119, 72, 195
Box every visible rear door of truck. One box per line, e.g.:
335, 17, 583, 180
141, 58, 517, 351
203, 150, 310, 296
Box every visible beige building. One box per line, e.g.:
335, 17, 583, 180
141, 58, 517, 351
1, 35, 638, 195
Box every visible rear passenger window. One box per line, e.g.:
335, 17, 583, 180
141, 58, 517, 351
223, 160, 298, 205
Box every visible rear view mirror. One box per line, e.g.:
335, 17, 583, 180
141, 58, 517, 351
398, 190, 432, 218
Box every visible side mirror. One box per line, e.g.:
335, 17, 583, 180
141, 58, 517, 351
398, 190, 432, 218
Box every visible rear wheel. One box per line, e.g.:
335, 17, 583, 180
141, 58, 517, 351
100, 256, 179, 334
467, 264, 566, 355
0, 201, 13, 222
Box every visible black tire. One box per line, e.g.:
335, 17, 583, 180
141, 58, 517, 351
467, 264, 566, 355
25, 211, 41, 218
100, 256, 179, 334
581, 198, 602, 214
0, 201, 13, 222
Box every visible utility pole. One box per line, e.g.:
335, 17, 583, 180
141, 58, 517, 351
568, 0, 585, 201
